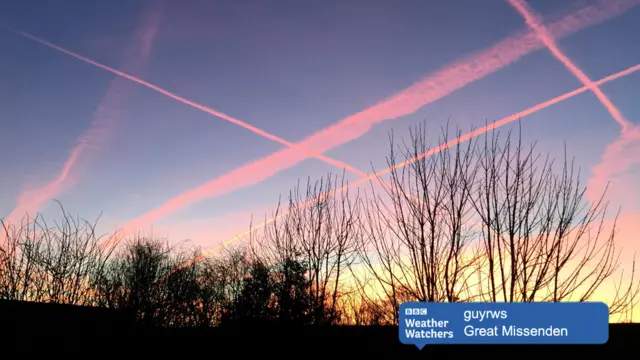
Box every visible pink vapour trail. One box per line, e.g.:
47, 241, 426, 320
101, 0, 640, 249
1, 20, 414, 232
167, 62, 640, 273
1, 3, 165, 230
506, 0, 640, 209
507, 0, 632, 131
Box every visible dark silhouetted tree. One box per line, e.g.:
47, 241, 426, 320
467, 125, 639, 316
356, 123, 481, 324
0, 203, 115, 305
272, 258, 311, 325
93, 236, 202, 327
224, 259, 274, 324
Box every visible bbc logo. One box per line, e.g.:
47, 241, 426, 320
405, 308, 427, 316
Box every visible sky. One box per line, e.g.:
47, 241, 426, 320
1, 0, 639, 285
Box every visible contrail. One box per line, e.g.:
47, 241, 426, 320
169, 62, 640, 272
0, 24, 388, 176
0, 19, 414, 232
100, 0, 640, 246
1, 2, 165, 230
507, 0, 632, 132
506, 0, 640, 210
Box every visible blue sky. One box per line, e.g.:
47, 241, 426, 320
1, 0, 638, 255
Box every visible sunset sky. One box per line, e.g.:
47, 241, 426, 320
1, 0, 639, 275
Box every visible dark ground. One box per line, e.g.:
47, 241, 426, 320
2, 300, 638, 356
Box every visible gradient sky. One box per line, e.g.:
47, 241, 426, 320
1, 0, 639, 269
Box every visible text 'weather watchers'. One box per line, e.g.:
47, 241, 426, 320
399, 302, 609, 348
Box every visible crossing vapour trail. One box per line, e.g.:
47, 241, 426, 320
1, 2, 166, 231
0, 20, 416, 232
507, 0, 632, 132
168, 62, 640, 272
506, 0, 640, 209
100, 0, 640, 248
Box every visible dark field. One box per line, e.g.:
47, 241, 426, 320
2, 300, 638, 356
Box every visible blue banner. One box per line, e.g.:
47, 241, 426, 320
399, 302, 608, 348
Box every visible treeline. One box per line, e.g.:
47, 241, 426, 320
1, 124, 638, 327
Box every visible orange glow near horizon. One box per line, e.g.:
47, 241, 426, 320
1, 0, 638, 323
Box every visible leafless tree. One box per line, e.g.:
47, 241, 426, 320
357, 123, 482, 324
287, 172, 361, 323
336, 272, 396, 326
467, 125, 639, 316
0, 202, 116, 305
247, 172, 361, 324
198, 246, 252, 325
92, 236, 204, 327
